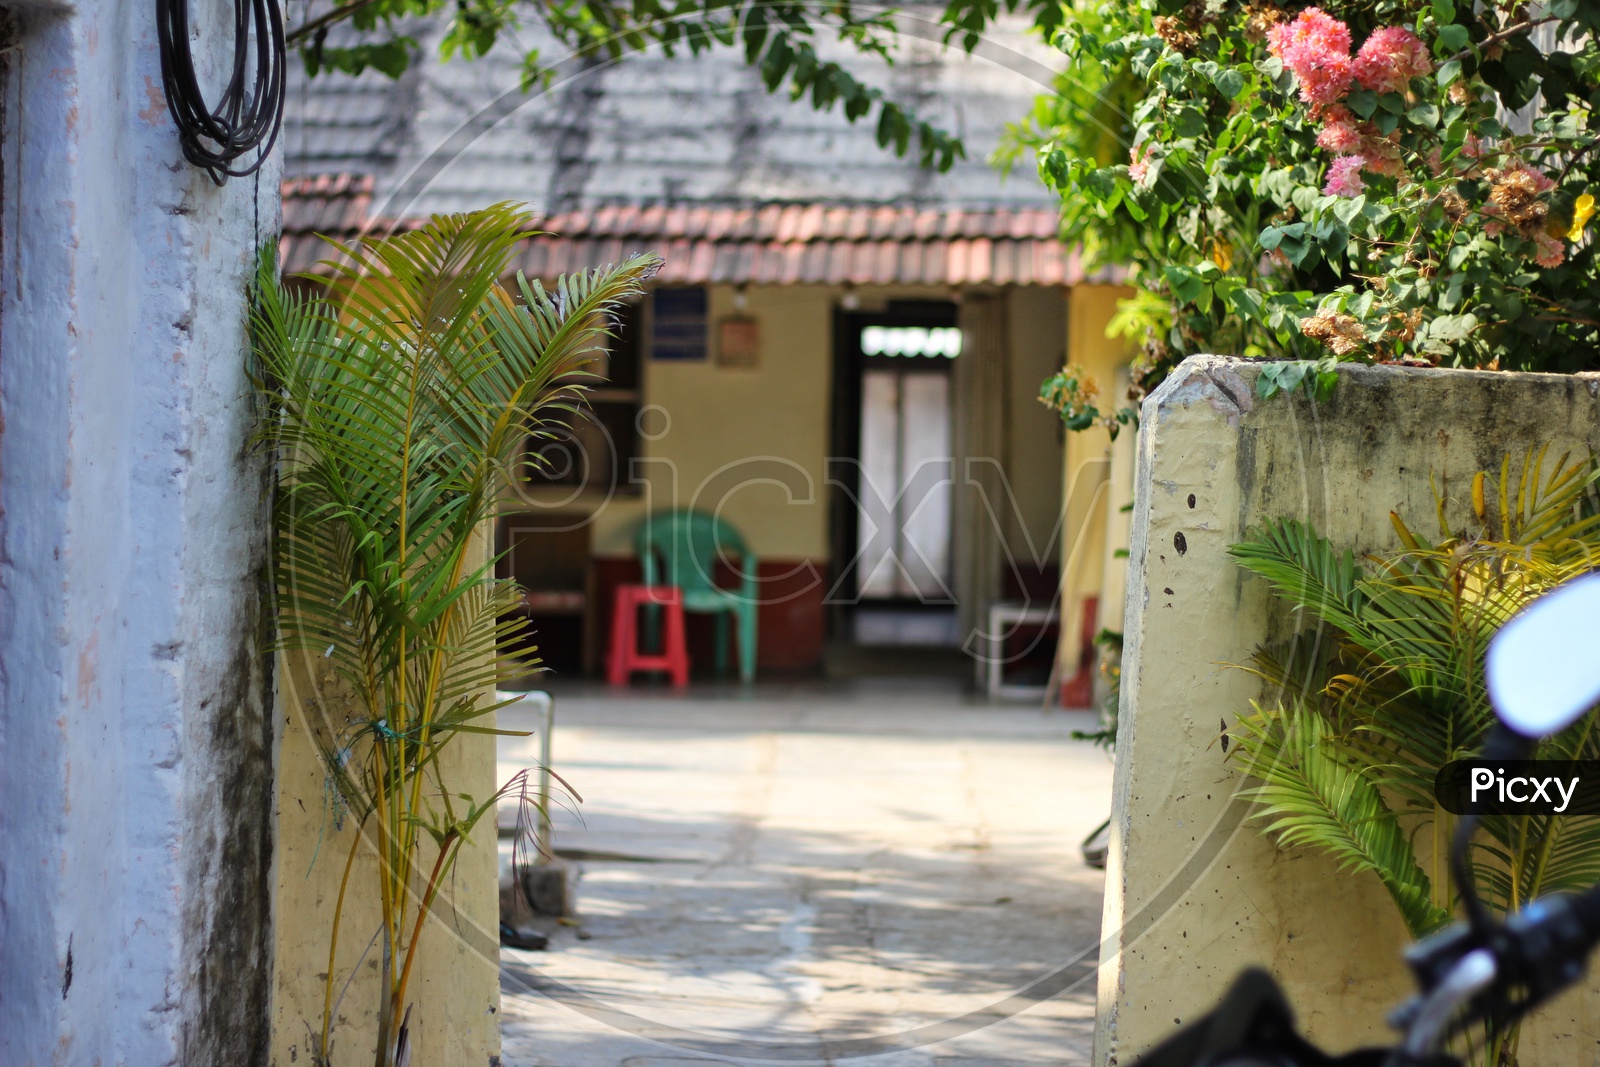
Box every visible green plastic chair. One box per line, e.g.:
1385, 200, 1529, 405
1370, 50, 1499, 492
636, 510, 759, 682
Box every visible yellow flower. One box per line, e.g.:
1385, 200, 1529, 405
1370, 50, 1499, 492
1209, 238, 1233, 271
1568, 193, 1596, 242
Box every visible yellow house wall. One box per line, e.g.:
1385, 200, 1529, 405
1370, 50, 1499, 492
1059, 285, 1136, 665
616, 283, 841, 559
1097, 356, 1600, 1067
509, 284, 1065, 573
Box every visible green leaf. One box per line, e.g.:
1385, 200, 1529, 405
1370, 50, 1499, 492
1277, 361, 1307, 394
1437, 23, 1470, 54
1229, 286, 1266, 319
1319, 224, 1349, 258
1345, 89, 1378, 119
1172, 107, 1207, 138
1163, 265, 1206, 305
1331, 195, 1366, 225
1255, 362, 1284, 398
1259, 222, 1303, 251
1428, 312, 1479, 342
876, 103, 910, 155
1407, 103, 1440, 129
1213, 68, 1246, 100
252, 206, 661, 891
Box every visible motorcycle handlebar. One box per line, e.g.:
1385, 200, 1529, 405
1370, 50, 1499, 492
1134, 883, 1600, 1067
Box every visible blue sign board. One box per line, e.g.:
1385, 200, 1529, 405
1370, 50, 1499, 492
651, 287, 708, 361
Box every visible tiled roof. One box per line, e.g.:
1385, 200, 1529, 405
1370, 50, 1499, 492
281, 13, 1066, 217
281, 174, 1120, 287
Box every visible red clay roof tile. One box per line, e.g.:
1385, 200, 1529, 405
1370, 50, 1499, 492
279, 175, 1120, 287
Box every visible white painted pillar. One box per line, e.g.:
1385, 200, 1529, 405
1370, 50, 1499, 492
0, 1, 280, 1062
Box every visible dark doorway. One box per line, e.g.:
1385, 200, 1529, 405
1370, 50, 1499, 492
828, 301, 961, 650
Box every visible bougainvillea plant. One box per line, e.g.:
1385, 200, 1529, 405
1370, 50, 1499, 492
1007, 0, 1600, 404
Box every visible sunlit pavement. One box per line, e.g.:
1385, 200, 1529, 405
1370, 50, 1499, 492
494, 678, 1112, 1067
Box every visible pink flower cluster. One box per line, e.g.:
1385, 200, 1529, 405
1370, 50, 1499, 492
1532, 231, 1565, 269
1267, 8, 1352, 108
1267, 8, 1433, 197
1352, 26, 1434, 95
1323, 156, 1366, 197
1268, 8, 1432, 108
1316, 105, 1403, 174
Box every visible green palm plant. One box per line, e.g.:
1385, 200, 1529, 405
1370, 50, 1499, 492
1227, 449, 1600, 1066
250, 203, 660, 1067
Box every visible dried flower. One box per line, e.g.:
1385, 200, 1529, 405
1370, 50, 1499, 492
1299, 308, 1365, 355
1363, 152, 1405, 179
1324, 155, 1367, 197
1440, 190, 1469, 222
1485, 165, 1554, 235
1243, 1, 1286, 42
1267, 7, 1355, 108
1154, 15, 1199, 53
1386, 308, 1424, 343
1448, 82, 1475, 105
1352, 27, 1432, 95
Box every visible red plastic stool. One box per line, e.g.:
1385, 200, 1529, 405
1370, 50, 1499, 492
607, 585, 690, 688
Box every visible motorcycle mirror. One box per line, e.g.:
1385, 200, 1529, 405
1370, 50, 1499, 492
1486, 573, 1600, 738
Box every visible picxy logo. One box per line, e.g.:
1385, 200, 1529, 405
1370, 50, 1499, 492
1468, 767, 1580, 812
1437, 760, 1600, 816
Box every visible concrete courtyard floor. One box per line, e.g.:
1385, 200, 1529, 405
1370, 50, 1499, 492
494, 678, 1113, 1067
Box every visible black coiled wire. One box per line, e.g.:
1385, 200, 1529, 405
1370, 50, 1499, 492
156, 0, 286, 184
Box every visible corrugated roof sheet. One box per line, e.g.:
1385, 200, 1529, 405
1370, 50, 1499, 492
280, 174, 1121, 286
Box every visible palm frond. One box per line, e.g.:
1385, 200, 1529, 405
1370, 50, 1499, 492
1231, 699, 1452, 938
1229, 518, 1371, 640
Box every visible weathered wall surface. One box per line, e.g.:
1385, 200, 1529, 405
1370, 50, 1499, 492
0, 1, 279, 1063
1097, 356, 1600, 1065
270, 537, 502, 1067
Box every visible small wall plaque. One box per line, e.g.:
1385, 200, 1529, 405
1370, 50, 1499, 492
717, 316, 760, 369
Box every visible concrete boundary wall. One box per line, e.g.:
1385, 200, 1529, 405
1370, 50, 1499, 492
1096, 356, 1600, 1066
0, 2, 279, 1062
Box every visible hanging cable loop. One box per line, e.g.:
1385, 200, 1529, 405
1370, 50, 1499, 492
156, 0, 286, 184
